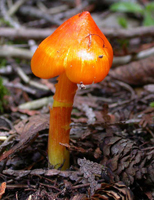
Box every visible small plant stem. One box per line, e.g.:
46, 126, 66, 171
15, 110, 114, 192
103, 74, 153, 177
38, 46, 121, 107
48, 72, 77, 170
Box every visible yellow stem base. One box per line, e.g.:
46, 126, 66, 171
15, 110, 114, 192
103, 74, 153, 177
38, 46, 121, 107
48, 72, 77, 170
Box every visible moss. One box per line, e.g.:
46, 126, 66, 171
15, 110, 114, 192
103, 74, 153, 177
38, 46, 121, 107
0, 77, 8, 113
0, 58, 7, 67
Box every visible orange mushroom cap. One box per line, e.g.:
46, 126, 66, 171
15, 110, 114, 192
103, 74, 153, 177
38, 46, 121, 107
31, 11, 113, 85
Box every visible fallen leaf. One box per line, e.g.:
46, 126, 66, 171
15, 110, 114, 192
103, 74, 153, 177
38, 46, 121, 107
109, 56, 154, 85
0, 114, 49, 162
0, 182, 6, 199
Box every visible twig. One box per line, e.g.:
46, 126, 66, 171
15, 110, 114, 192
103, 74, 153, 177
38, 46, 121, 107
3, 168, 81, 179
0, 135, 16, 154
0, 26, 154, 39
72, 183, 90, 189
109, 97, 136, 108
0, 65, 13, 75
0, 116, 13, 129
39, 183, 61, 192
19, 5, 62, 26
106, 26, 154, 39
36, 2, 69, 15
53, 0, 89, 20
114, 80, 136, 99
11, 63, 49, 91
113, 46, 154, 66
75, 0, 82, 7
18, 97, 53, 110
4, 82, 36, 95
6, 184, 36, 189
47, 5, 69, 15
24, 19, 47, 27
6, 0, 12, 10
1, 44, 154, 68
0, 136, 7, 141
0, 45, 33, 59
0, 27, 53, 39
36, 1, 47, 13
5, 58, 49, 91
0, 0, 20, 28
7, 0, 27, 16
145, 127, 154, 138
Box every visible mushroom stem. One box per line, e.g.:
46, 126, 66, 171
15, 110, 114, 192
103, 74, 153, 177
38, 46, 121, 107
48, 72, 77, 170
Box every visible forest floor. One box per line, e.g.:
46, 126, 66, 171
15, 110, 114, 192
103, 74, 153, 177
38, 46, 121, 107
0, 0, 154, 199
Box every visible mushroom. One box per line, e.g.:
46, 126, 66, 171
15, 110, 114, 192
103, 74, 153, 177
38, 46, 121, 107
31, 11, 113, 170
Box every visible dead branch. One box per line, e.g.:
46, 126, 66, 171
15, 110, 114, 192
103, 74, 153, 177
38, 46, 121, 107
0, 27, 53, 40
0, 26, 154, 40
45, 4, 69, 15
3, 168, 80, 180
11, 61, 49, 91
0, 45, 33, 59
53, 1, 89, 20
109, 97, 136, 108
1, 45, 154, 68
7, 0, 27, 16
106, 26, 154, 39
4, 82, 36, 95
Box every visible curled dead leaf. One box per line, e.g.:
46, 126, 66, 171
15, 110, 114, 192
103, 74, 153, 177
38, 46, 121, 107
0, 114, 49, 162
0, 182, 6, 199
109, 56, 154, 85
